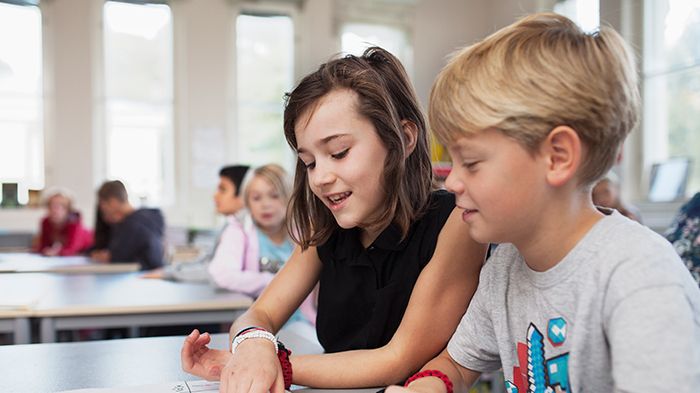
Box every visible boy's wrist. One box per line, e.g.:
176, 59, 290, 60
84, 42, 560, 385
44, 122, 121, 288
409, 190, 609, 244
405, 370, 453, 393
405, 377, 448, 393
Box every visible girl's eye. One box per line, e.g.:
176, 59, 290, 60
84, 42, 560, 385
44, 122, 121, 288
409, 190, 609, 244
331, 148, 349, 160
303, 161, 315, 170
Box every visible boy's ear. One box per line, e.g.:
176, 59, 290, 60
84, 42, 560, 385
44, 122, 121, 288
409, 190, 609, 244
401, 120, 419, 158
542, 125, 582, 187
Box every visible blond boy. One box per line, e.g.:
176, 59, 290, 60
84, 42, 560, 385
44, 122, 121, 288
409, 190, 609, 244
390, 13, 700, 393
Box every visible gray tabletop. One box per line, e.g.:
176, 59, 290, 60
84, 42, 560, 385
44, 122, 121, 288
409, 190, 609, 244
0, 329, 336, 393
0, 272, 253, 344
0, 253, 139, 273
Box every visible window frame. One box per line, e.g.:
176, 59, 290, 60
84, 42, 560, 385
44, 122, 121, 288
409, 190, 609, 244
231, 1, 300, 172
100, 0, 175, 207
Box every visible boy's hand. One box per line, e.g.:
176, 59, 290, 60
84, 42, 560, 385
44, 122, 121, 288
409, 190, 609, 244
90, 250, 111, 263
386, 386, 416, 393
141, 268, 164, 279
181, 329, 232, 380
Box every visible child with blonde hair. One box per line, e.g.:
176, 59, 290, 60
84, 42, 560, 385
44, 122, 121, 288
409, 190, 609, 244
35, 188, 93, 256
390, 13, 700, 393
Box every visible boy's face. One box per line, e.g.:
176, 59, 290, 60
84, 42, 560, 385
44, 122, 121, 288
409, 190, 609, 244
592, 179, 619, 208
213, 176, 244, 215
99, 197, 128, 224
444, 129, 549, 244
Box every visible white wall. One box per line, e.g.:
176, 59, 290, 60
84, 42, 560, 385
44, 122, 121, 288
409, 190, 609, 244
3, 0, 664, 233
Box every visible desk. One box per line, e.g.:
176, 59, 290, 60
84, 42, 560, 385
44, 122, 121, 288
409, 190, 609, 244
0, 330, 337, 392
33, 273, 253, 343
0, 310, 30, 344
0, 253, 139, 273
0, 273, 253, 343
0, 272, 47, 344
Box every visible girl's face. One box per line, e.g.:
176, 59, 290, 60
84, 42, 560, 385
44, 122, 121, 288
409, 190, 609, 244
246, 176, 286, 232
47, 195, 70, 225
295, 89, 388, 241
213, 176, 244, 215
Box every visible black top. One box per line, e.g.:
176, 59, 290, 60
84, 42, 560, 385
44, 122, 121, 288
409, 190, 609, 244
109, 208, 165, 270
315, 190, 455, 353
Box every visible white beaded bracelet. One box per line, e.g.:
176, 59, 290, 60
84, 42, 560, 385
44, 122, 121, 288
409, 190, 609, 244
231, 330, 278, 354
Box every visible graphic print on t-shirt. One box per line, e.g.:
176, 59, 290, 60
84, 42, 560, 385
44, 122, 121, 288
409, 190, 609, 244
505, 317, 571, 393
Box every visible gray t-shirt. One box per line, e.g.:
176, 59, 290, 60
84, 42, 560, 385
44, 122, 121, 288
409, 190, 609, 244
447, 210, 700, 392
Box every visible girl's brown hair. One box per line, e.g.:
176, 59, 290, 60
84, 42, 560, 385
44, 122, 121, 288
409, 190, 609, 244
284, 47, 432, 250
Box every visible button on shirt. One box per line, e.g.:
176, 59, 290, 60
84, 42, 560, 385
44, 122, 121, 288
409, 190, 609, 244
315, 190, 455, 353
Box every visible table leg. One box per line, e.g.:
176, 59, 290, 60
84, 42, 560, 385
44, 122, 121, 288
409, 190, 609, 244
13, 317, 30, 344
40, 317, 56, 343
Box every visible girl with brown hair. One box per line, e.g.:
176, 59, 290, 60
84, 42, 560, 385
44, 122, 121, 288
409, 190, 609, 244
181, 47, 485, 392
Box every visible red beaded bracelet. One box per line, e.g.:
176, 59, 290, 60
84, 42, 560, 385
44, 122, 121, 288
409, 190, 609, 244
404, 370, 454, 393
277, 341, 293, 389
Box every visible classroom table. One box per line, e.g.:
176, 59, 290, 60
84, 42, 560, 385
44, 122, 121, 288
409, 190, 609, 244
0, 272, 253, 343
0, 252, 140, 273
0, 329, 368, 393
0, 311, 30, 344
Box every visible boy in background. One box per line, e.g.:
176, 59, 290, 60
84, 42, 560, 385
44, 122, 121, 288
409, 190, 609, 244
391, 13, 700, 393
91, 180, 165, 270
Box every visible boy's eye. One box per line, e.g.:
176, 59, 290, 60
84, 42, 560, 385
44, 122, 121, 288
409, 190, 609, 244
463, 161, 480, 170
331, 148, 349, 159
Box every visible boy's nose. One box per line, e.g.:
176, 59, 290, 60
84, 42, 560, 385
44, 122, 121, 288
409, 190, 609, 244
444, 168, 463, 194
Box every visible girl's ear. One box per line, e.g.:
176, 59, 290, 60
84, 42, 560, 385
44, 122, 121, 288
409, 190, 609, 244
401, 120, 419, 158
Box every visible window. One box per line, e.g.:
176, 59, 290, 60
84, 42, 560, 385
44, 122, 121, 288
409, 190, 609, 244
235, 13, 294, 169
341, 22, 413, 77
103, 1, 173, 206
336, 0, 414, 78
0, 1, 43, 204
553, 0, 600, 32
644, 0, 700, 195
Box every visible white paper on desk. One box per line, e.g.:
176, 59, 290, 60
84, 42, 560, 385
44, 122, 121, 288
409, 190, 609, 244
58, 380, 220, 393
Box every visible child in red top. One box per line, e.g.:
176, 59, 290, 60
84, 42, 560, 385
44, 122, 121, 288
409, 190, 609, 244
35, 188, 93, 256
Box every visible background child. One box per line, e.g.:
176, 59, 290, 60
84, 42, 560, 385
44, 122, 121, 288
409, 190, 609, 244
592, 171, 641, 222
181, 47, 486, 391
665, 191, 700, 285
160, 164, 315, 325
90, 180, 165, 270
156, 165, 251, 283
34, 187, 93, 256
205, 164, 297, 298
390, 13, 700, 393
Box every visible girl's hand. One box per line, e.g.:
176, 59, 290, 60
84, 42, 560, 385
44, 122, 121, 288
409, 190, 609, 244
218, 338, 285, 393
181, 329, 231, 380
42, 244, 61, 257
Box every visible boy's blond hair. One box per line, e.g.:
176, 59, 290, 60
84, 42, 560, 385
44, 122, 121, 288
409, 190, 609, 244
430, 13, 640, 186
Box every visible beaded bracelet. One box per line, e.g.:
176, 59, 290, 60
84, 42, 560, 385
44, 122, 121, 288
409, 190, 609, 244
404, 370, 454, 393
233, 326, 264, 338
231, 329, 278, 354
